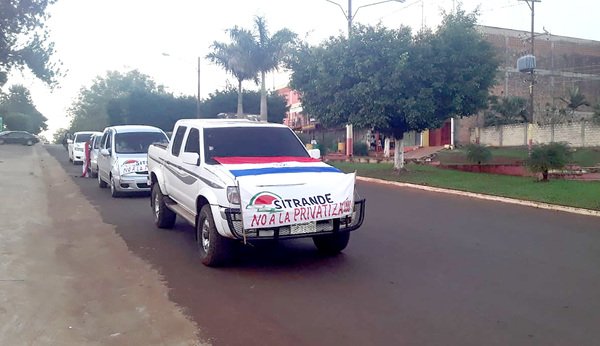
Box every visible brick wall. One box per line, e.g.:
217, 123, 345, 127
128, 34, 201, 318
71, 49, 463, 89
502, 124, 524, 146
471, 121, 600, 147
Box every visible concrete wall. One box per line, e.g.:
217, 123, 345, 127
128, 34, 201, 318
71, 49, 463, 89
471, 121, 600, 147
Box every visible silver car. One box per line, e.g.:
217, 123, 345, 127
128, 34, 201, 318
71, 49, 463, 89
97, 125, 169, 197
88, 132, 103, 177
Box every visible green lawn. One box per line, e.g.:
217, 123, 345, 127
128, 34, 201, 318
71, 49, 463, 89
332, 162, 600, 211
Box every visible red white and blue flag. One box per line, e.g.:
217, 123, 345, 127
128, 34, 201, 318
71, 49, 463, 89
213, 156, 341, 178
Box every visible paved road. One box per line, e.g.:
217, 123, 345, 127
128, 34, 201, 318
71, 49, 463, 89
46, 144, 600, 346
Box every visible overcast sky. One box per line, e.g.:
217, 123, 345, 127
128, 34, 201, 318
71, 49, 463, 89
5, 0, 600, 138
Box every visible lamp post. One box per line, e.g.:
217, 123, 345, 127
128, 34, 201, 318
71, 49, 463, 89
162, 52, 202, 118
324, 0, 405, 157
325, 0, 406, 38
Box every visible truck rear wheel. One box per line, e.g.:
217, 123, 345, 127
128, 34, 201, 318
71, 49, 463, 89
197, 205, 232, 266
151, 183, 176, 228
313, 232, 350, 255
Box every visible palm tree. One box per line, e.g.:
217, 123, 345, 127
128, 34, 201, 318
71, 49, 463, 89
559, 86, 589, 115
252, 16, 297, 122
206, 27, 258, 118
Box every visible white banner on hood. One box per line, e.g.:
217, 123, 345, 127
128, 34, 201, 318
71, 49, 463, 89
237, 172, 356, 230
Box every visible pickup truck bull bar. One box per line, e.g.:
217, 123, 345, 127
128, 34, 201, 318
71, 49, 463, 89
224, 199, 365, 240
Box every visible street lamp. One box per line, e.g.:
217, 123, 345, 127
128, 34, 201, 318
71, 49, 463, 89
325, 0, 406, 38
161, 52, 202, 118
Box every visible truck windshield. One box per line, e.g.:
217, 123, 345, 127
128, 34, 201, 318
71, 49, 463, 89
115, 132, 169, 154
204, 127, 309, 164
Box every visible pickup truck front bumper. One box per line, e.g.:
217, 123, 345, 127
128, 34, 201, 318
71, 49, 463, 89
223, 199, 366, 240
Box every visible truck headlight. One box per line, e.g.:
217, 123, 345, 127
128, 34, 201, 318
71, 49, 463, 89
227, 186, 240, 204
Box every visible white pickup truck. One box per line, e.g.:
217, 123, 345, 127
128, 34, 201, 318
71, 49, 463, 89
147, 119, 365, 266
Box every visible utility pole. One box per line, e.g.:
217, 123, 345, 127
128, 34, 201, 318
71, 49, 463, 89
518, 0, 540, 153
197, 57, 201, 118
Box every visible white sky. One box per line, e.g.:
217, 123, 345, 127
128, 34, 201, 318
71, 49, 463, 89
4, 0, 599, 138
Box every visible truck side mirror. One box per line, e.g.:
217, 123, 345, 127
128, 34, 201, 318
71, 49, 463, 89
100, 148, 110, 156
181, 152, 200, 166
308, 148, 321, 160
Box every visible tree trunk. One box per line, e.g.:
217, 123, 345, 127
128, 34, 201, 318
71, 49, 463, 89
237, 79, 244, 119
542, 169, 549, 181
260, 71, 268, 122
394, 136, 405, 171
384, 138, 390, 158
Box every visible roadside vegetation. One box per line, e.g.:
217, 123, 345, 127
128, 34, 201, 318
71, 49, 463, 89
332, 162, 600, 211
435, 146, 600, 167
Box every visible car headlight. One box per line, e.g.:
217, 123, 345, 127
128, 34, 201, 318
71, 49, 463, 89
227, 186, 240, 204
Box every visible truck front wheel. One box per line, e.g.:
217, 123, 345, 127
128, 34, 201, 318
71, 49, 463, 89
313, 232, 350, 255
151, 183, 176, 228
197, 205, 232, 266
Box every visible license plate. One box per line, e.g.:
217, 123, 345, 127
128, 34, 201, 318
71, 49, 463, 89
290, 222, 317, 235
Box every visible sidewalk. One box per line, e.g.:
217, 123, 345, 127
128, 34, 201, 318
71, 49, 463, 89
0, 145, 203, 345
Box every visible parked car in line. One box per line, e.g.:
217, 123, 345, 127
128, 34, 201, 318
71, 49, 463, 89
0, 131, 40, 146
87, 132, 103, 177
68, 131, 96, 164
97, 125, 169, 197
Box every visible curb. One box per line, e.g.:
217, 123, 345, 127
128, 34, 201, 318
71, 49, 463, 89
356, 176, 600, 218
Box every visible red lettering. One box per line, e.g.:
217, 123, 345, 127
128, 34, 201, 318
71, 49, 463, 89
284, 212, 290, 223
251, 214, 260, 227
269, 214, 276, 225
316, 205, 323, 218
294, 208, 300, 222
300, 207, 307, 221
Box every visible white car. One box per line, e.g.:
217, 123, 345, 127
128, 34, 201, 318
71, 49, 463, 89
97, 125, 169, 197
88, 133, 103, 177
68, 131, 96, 164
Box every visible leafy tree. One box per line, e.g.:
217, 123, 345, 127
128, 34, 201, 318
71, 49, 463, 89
466, 143, 492, 165
68, 70, 162, 132
525, 142, 573, 181
0, 84, 47, 134
52, 127, 68, 144
484, 96, 528, 126
0, 0, 62, 86
252, 16, 296, 122
200, 87, 288, 124
106, 91, 196, 131
289, 9, 498, 170
206, 27, 258, 118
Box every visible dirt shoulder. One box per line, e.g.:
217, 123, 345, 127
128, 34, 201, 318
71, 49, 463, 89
0, 144, 204, 345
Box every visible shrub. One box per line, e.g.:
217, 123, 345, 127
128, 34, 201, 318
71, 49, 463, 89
525, 142, 573, 181
353, 142, 369, 156
466, 143, 492, 165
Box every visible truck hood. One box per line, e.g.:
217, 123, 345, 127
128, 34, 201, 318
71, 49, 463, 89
212, 157, 355, 229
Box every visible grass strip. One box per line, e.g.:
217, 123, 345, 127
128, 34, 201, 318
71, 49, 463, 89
332, 162, 600, 211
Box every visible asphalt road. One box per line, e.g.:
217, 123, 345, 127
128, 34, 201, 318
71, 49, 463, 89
46, 144, 600, 346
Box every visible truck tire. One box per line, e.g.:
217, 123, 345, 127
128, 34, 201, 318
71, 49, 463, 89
313, 232, 350, 255
110, 176, 121, 198
197, 205, 232, 266
26, 140, 33, 146
151, 183, 176, 228
98, 173, 107, 188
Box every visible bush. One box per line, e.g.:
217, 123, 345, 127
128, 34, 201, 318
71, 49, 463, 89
353, 142, 369, 156
525, 142, 573, 181
466, 143, 492, 165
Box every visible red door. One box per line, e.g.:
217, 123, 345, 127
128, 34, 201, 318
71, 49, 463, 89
429, 120, 451, 146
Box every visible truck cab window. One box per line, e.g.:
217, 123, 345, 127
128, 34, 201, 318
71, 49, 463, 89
171, 126, 187, 157
184, 128, 200, 154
